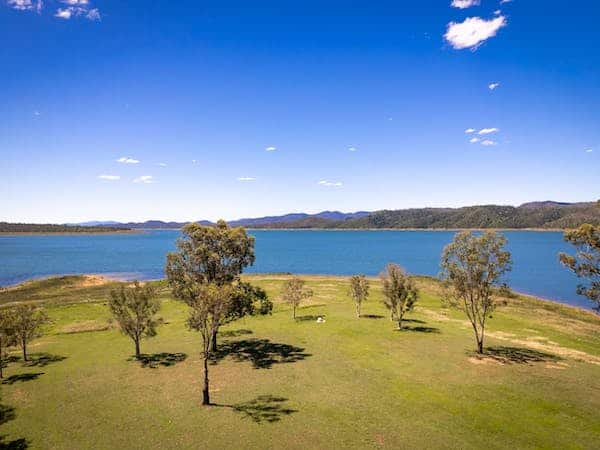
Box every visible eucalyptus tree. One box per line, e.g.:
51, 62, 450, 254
281, 277, 313, 319
349, 275, 370, 318
11, 304, 49, 362
380, 264, 418, 329
441, 231, 512, 354
165, 220, 256, 405
109, 281, 161, 358
0, 309, 16, 378
559, 224, 600, 312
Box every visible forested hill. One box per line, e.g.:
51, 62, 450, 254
0, 223, 131, 233
254, 202, 600, 229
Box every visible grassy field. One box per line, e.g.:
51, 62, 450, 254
0, 275, 599, 449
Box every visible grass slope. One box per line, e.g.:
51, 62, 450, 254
0, 275, 599, 449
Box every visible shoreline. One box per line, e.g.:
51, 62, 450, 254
0, 230, 141, 236
2, 272, 595, 316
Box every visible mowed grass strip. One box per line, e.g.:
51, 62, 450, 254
0, 275, 599, 449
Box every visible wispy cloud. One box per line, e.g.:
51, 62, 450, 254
478, 127, 499, 135
451, 0, 480, 9
444, 16, 507, 50
265, 146, 277, 152
98, 174, 120, 181
465, 128, 476, 134
54, 1, 100, 20
237, 177, 256, 182
481, 140, 497, 146
33, 110, 41, 116
470, 137, 481, 143
156, 163, 167, 167
500, 0, 512, 3
488, 82, 500, 90
8, 0, 42, 12
318, 180, 343, 187
585, 148, 593, 153
133, 175, 154, 184
348, 147, 358, 152
116, 157, 140, 164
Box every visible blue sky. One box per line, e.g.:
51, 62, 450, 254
1, 0, 599, 223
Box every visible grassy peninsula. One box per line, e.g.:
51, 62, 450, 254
0, 223, 132, 234
0, 275, 598, 449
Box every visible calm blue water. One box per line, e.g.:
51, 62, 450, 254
0, 230, 591, 310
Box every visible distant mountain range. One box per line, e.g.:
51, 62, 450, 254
68, 201, 599, 230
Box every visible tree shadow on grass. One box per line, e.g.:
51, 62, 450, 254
216, 395, 297, 424
403, 318, 426, 324
360, 314, 384, 319
23, 353, 67, 368
397, 326, 440, 334
1, 373, 44, 385
0, 402, 29, 449
295, 315, 324, 322
219, 329, 253, 338
131, 353, 188, 369
482, 346, 562, 364
212, 339, 311, 369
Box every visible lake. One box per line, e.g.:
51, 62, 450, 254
0, 230, 592, 310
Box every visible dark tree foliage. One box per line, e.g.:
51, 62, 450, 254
559, 223, 600, 312
0, 309, 16, 379
0, 222, 130, 233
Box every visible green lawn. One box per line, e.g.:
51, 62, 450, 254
0, 275, 599, 449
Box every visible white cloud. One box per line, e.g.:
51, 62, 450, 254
451, 0, 480, 9
481, 140, 497, 146
500, 0, 512, 3
489, 82, 500, 90
494, 9, 502, 15
237, 177, 256, 182
465, 128, 476, 134
157, 163, 167, 167
133, 175, 154, 184
444, 16, 507, 50
348, 147, 357, 152
8, 0, 42, 12
318, 180, 343, 187
54, 3, 99, 20
585, 148, 593, 153
116, 157, 140, 164
86, 7, 100, 21
33, 110, 41, 116
478, 127, 499, 135
265, 146, 277, 152
470, 137, 480, 143
98, 174, 120, 181
192, 159, 198, 164
54, 7, 73, 18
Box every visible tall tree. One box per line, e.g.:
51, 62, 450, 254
11, 305, 49, 362
165, 220, 256, 405
380, 264, 418, 329
281, 277, 313, 319
186, 283, 235, 406
559, 223, 600, 312
349, 275, 370, 318
108, 281, 161, 358
0, 309, 16, 379
441, 231, 512, 354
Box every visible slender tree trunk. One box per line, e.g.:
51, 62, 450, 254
477, 331, 485, 354
0, 339, 3, 379
22, 338, 27, 362
293, 304, 296, 319
134, 338, 141, 359
202, 352, 210, 405
356, 303, 360, 318
211, 332, 218, 352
